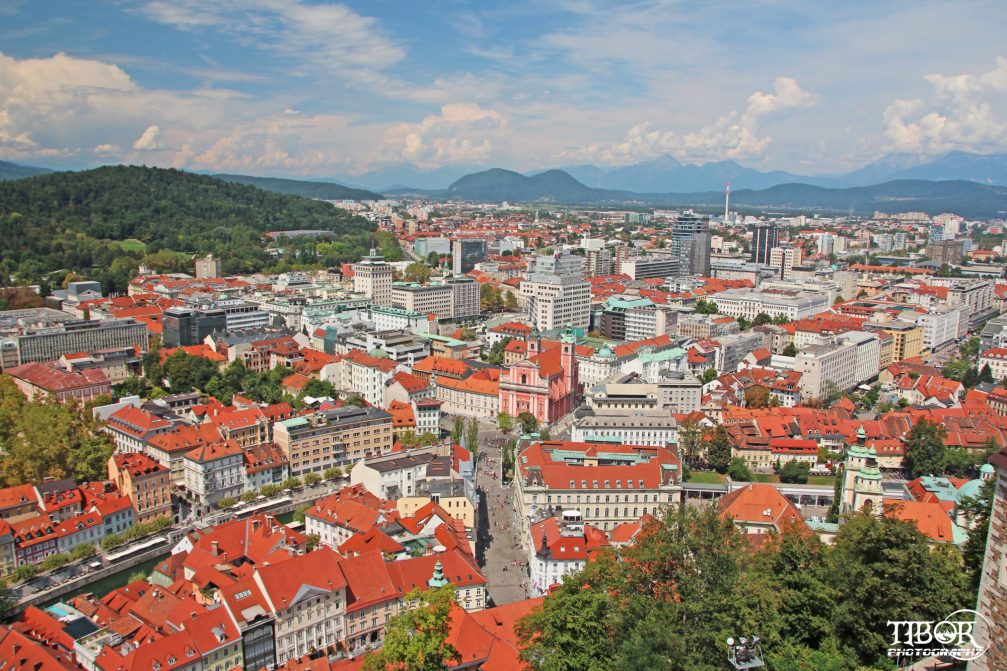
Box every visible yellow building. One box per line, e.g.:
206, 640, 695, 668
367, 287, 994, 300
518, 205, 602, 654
877, 320, 924, 362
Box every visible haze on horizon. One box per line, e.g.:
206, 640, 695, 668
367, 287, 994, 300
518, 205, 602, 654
1, 0, 1006, 179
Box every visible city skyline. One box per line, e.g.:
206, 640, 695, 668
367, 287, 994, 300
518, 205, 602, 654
1, 1, 1006, 178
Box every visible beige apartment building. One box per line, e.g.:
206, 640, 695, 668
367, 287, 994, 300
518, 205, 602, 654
273, 406, 393, 475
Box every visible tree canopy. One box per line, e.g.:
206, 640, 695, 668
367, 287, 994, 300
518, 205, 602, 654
517, 507, 970, 671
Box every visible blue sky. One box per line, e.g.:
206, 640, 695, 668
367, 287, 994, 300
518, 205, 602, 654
1, 0, 1006, 177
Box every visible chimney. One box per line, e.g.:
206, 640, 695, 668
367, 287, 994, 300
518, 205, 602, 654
211, 540, 219, 556
251, 519, 261, 532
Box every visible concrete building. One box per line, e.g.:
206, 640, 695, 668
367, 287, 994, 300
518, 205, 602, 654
515, 439, 682, 532
584, 247, 613, 277
522, 273, 591, 331
273, 406, 393, 475
866, 319, 924, 362
534, 250, 584, 277
108, 452, 171, 524
445, 277, 480, 319
452, 239, 486, 275
915, 303, 968, 351
392, 283, 453, 318
793, 333, 881, 401
353, 249, 394, 306
620, 254, 679, 280
182, 439, 244, 513
597, 297, 674, 341
709, 288, 829, 321
750, 225, 779, 264
414, 237, 451, 257
163, 307, 227, 348
926, 239, 966, 265
671, 211, 711, 277
979, 348, 1007, 382
769, 244, 798, 280
4, 317, 149, 369
195, 255, 222, 279
570, 410, 678, 447
971, 448, 1007, 671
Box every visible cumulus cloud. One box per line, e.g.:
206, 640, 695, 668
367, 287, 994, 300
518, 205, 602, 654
94, 143, 123, 156
139, 1, 404, 71
566, 77, 817, 164
379, 103, 507, 168
883, 57, 1007, 154
132, 125, 162, 150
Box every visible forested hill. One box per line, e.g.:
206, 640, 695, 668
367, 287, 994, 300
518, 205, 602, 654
214, 173, 383, 201
0, 165, 382, 294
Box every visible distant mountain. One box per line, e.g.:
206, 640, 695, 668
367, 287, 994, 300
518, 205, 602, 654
404, 167, 1007, 217
328, 164, 487, 192
843, 151, 1007, 186
0, 160, 53, 181
439, 168, 634, 203
552, 155, 818, 192
214, 173, 382, 201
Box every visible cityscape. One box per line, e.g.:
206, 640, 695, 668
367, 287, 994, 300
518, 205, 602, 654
1, 3, 1007, 671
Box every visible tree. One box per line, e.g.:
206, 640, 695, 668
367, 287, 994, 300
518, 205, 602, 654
728, 458, 753, 481
399, 430, 419, 449
362, 586, 460, 671
426, 251, 441, 267
0, 578, 12, 616
113, 375, 148, 398
404, 262, 432, 284
782, 342, 798, 357
127, 570, 148, 584
419, 432, 438, 446
465, 417, 480, 456
752, 312, 772, 326
743, 385, 770, 408
480, 283, 503, 312
303, 472, 321, 486
778, 460, 810, 484
496, 411, 514, 433
903, 418, 947, 479
677, 416, 703, 468
163, 350, 218, 392
979, 364, 994, 384
281, 476, 302, 489
699, 368, 718, 385
705, 426, 733, 473
503, 290, 518, 311
518, 412, 539, 435
486, 337, 511, 365
451, 416, 465, 444
344, 393, 367, 408
961, 478, 995, 593
694, 299, 719, 314
300, 378, 337, 399
323, 466, 343, 480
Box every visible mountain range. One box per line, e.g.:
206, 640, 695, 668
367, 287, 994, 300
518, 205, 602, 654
389, 168, 1007, 218
334, 150, 1007, 193
214, 173, 382, 201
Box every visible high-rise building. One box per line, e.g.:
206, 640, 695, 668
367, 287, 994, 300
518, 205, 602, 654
533, 250, 584, 277
451, 239, 486, 275
750, 225, 779, 264
194, 255, 222, 279
353, 249, 393, 306
671, 211, 711, 277
926, 239, 966, 265
162, 307, 228, 347
521, 273, 591, 331
585, 247, 613, 277
445, 277, 480, 318
769, 245, 798, 280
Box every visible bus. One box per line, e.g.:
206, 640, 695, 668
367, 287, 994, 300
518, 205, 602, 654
232, 496, 294, 519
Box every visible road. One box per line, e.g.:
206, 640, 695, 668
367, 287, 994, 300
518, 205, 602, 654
475, 439, 528, 606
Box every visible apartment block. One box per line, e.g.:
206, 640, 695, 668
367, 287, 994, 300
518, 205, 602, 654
273, 406, 393, 475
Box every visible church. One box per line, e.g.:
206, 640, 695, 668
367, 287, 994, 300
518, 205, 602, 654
498, 326, 580, 425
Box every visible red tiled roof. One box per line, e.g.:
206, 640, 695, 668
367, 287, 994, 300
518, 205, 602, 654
7, 362, 109, 392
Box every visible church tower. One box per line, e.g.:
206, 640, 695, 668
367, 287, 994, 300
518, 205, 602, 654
841, 426, 869, 514
852, 447, 884, 516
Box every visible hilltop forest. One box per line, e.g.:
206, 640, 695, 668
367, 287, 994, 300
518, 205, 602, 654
0, 165, 397, 293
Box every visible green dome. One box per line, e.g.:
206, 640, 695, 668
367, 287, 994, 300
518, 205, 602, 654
368, 347, 389, 359
980, 464, 994, 474
597, 344, 615, 359
959, 479, 985, 500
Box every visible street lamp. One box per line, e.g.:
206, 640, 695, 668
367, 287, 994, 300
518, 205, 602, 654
726, 635, 764, 669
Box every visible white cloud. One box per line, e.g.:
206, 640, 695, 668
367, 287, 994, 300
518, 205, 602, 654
883, 57, 1007, 155
94, 143, 122, 155
378, 103, 507, 168
565, 77, 818, 164
139, 1, 404, 71
132, 125, 162, 150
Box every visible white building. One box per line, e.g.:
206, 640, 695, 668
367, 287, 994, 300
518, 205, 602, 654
528, 514, 608, 596
709, 288, 829, 322
915, 304, 968, 351
182, 439, 244, 513
570, 411, 677, 447
979, 348, 1007, 382
353, 250, 394, 306
521, 273, 591, 331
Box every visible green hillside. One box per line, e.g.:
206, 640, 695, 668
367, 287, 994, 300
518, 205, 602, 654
215, 173, 383, 201
0, 160, 52, 181
0, 165, 380, 293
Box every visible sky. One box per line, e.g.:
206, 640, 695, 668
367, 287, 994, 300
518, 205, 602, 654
1, 0, 1007, 178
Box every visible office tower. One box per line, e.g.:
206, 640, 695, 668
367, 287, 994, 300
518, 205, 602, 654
522, 273, 591, 331
750, 225, 779, 264
194, 255, 222, 279
451, 239, 486, 275
585, 247, 613, 277
671, 211, 711, 277
533, 250, 584, 277
353, 249, 393, 306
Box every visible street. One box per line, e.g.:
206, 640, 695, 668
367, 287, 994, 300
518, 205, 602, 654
475, 438, 529, 606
